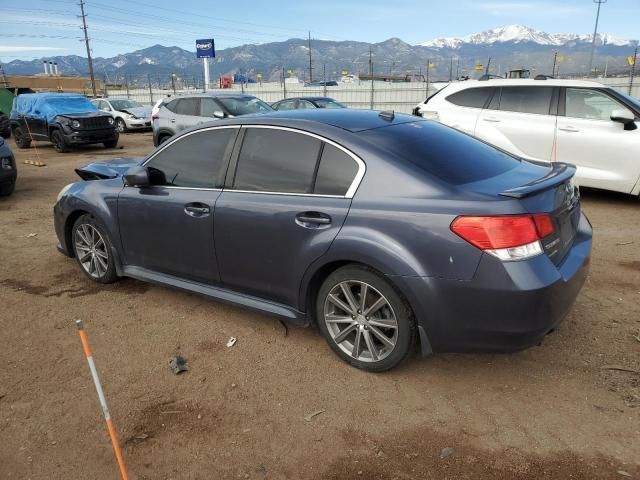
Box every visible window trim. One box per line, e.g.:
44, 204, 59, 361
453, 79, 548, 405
141, 125, 240, 191
225, 125, 365, 199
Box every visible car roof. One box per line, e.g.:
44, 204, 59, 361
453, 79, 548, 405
442, 78, 608, 92
275, 96, 335, 102
204, 109, 420, 133
171, 92, 260, 99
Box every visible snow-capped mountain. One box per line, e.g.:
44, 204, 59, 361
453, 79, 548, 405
419, 25, 631, 49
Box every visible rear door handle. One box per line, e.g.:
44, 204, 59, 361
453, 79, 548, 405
295, 212, 331, 228
483, 116, 501, 123
184, 203, 210, 218
170, 118, 176, 123
559, 126, 579, 132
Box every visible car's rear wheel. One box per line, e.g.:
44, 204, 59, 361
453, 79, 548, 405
316, 265, 415, 372
72, 214, 118, 284
158, 133, 171, 145
51, 129, 70, 153
13, 127, 31, 149
115, 118, 127, 133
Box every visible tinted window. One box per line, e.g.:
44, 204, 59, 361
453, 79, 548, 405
146, 128, 235, 188
216, 96, 272, 116
565, 88, 632, 121
498, 87, 552, 115
175, 98, 200, 116
164, 99, 178, 113
361, 121, 520, 185
314, 98, 346, 109
200, 97, 221, 117
314, 144, 358, 196
446, 88, 492, 108
234, 129, 321, 193
274, 100, 296, 111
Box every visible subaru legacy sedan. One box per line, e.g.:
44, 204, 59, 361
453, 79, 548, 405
53, 109, 591, 372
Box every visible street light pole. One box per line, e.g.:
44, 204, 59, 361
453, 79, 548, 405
588, 0, 607, 77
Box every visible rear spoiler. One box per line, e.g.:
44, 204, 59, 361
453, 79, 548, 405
500, 162, 576, 198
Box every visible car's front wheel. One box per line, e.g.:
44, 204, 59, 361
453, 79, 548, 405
13, 127, 31, 149
51, 129, 70, 153
316, 265, 415, 372
115, 118, 127, 133
72, 214, 118, 283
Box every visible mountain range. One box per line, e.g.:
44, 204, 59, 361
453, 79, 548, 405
2, 25, 637, 82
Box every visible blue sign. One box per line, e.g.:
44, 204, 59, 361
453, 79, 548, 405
196, 39, 215, 58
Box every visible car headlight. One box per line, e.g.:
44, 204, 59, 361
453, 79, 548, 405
108, 117, 114, 125
57, 183, 73, 203
1, 155, 13, 170
71, 120, 81, 129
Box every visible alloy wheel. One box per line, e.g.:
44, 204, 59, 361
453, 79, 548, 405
116, 119, 126, 133
323, 280, 398, 363
74, 224, 109, 279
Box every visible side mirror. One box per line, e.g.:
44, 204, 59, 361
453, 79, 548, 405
611, 109, 636, 127
123, 166, 150, 187
213, 110, 225, 119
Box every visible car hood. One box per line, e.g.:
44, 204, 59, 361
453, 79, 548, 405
118, 106, 152, 118
75, 157, 144, 180
58, 111, 113, 119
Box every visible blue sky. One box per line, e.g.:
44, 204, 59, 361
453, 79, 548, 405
1, 0, 639, 62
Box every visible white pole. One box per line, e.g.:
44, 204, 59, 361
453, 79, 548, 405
203, 57, 210, 92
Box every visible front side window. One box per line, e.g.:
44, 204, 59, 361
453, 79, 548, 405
446, 88, 492, 108
145, 128, 235, 188
274, 100, 296, 111
234, 128, 322, 194
314, 98, 347, 109
498, 87, 553, 115
175, 98, 200, 116
565, 88, 633, 121
200, 98, 222, 118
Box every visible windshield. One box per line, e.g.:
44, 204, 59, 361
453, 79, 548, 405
46, 96, 96, 111
216, 96, 273, 116
110, 99, 143, 110
610, 88, 640, 111
314, 98, 346, 109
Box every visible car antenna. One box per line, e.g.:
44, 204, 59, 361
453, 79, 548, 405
378, 110, 394, 121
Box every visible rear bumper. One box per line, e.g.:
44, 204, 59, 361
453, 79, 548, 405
394, 212, 592, 353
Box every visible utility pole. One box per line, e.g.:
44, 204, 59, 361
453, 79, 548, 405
425, 59, 430, 97
369, 46, 374, 110
78, 0, 97, 97
588, 0, 607, 77
552, 51, 558, 77
308, 31, 313, 83
630, 46, 638, 96
449, 56, 453, 81
455, 57, 460, 80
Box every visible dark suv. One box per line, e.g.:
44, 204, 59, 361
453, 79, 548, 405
0, 136, 17, 196
10, 93, 118, 153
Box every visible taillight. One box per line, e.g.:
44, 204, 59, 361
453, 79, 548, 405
451, 214, 555, 261
152, 114, 159, 120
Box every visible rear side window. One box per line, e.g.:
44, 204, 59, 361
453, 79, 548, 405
497, 87, 553, 115
314, 144, 358, 196
446, 88, 492, 108
175, 98, 200, 116
234, 128, 321, 194
361, 121, 520, 185
145, 128, 235, 188
164, 99, 178, 113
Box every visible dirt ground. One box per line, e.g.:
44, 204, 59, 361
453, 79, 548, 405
0, 133, 638, 480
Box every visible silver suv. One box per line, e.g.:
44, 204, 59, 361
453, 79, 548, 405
152, 93, 273, 146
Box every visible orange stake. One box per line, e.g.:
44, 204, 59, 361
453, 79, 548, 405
76, 320, 129, 480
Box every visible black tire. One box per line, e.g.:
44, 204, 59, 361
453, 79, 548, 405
103, 139, 118, 149
50, 129, 70, 153
0, 115, 10, 139
158, 133, 171, 145
13, 127, 31, 149
115, 118, 127, 133
0, 181, 15, 197
316, 264, 415, 372
71, 214, 119, 284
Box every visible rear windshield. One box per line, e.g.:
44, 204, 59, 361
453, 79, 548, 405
361, 121, 521, 185
216, 96, 272, 116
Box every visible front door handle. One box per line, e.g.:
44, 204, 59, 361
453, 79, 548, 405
170, 118, 176, 123
559, 126, 580, 133
295, 212, 331, 228
184, 203, 210, 218
483, 116, 501, 123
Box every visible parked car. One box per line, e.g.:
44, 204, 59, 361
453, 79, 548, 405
152, 93, 272, 146
0, 135, 17, 196
271, 97, 347, 111
92, 98, 152, 133
0, 114, 9, 139
54, 109, 591, 372
305, 80, 339, 87
413, 79, 640, 195
10, 93, 118, 153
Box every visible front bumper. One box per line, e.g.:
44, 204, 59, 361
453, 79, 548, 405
394, 212, 592, 353
64, 128, 118, 145
125, 118, 152, 129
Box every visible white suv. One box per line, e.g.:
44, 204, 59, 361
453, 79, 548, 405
414, 79, 640, 195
